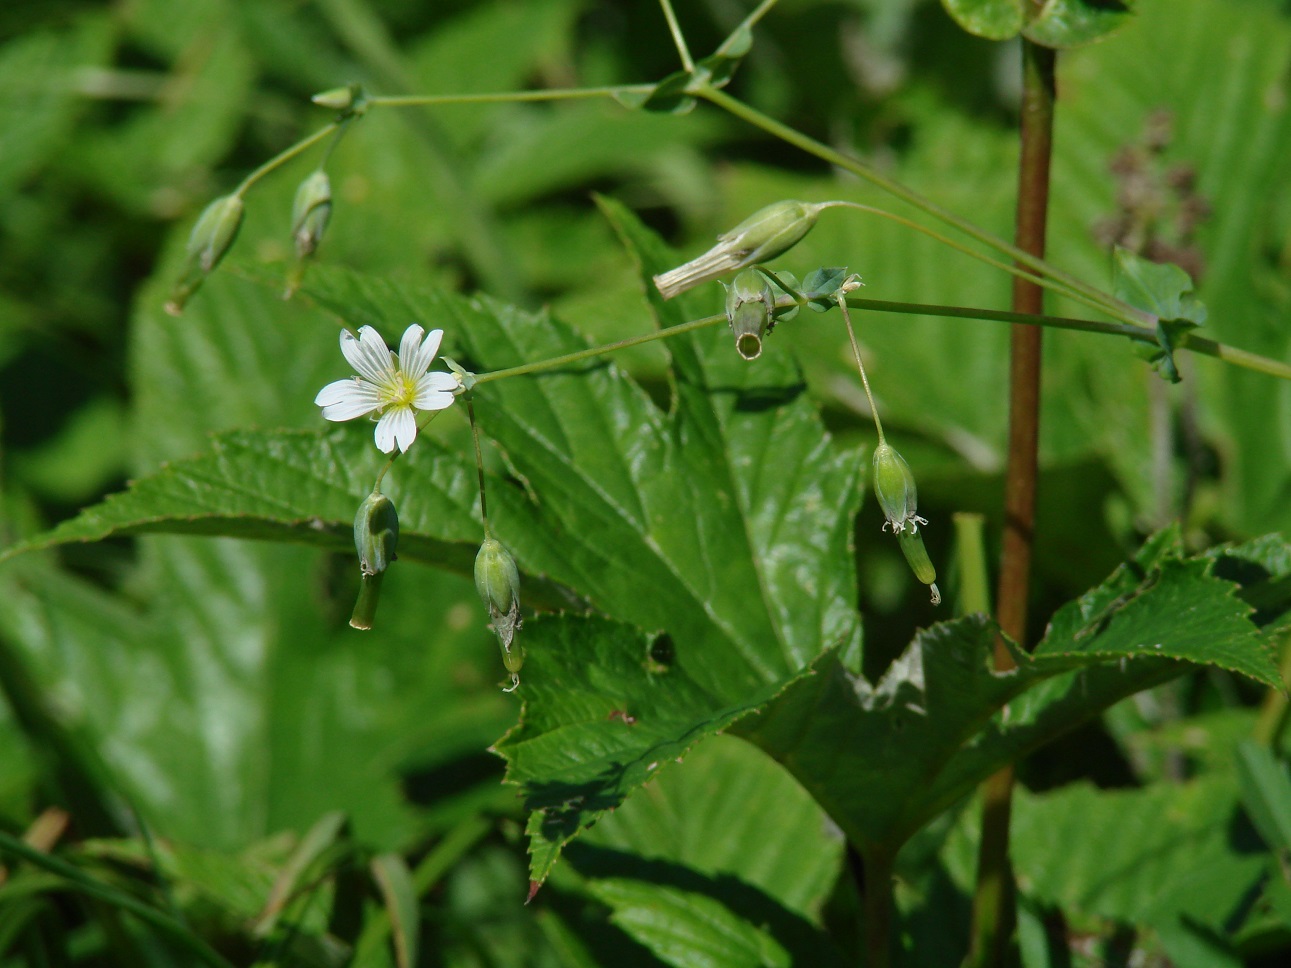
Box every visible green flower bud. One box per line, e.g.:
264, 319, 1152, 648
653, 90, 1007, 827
872, 442, 925, 535
165, 194, 245, 315
291, 170, 332, 260
475, 538, 523, 688
349, 490, 399, 631
311, 84, 368, 115
724, 269, 775, 361
354, 490, 399, 576
653, 200, 824, 299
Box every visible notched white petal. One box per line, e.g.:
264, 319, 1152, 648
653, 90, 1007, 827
346, 326, 396, 385
387, 408, 418, 452
398, 324, 427, 374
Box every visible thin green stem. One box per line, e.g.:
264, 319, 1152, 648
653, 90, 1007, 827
317, 0, 524, 301
844, 297, 1135, 337
723, 0, 782, 49
467, 399, 490, 536
473, 314, 725, 386
658, 0, 695, 71
367, 85, 655, 107
836, 296, 885, 443
701, 88, 1129, 321
1180, 334, 1291, 381
234, 122, 342, 197
821, 201, 1137, 326
843, 297, 1291, 379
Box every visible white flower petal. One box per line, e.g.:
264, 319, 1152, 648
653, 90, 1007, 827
406, 327, 444, 377
413, 373, 458, 411
377, 407, 417, 453
316, 377, 363, 406
398, 324, 427, 375
373, 411, 399, 453
343, 326, 397, 385
318, 380, 381, 421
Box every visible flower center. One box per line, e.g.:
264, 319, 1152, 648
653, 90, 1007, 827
384, 372, 418, 410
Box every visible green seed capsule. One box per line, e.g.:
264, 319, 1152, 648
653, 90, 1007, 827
166, 194, 245, 314
872, 442, 921, 534
724, 269, 774, 360
501, 642, 525, 674
719, 200, 822, 265
291, 170, 332, 260
654, 200, 824, 299
897, 530, 941, 606
475, 537, 521, 650
354, 490, 399, 576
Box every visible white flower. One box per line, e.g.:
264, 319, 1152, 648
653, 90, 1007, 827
315, 324, 458, 453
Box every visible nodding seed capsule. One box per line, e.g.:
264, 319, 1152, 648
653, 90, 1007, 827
724, 269, 775, 361
166, 194, 244, 315
872, 442, 925, 535
291, 170, 332, 260
475, 537, 521, 649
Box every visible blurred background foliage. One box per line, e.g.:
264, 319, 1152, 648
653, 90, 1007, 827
0, 0, 1289, 965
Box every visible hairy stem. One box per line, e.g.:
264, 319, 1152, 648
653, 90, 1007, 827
968, 38, 1057, 968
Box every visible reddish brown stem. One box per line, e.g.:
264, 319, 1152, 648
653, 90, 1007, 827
966, 36, 1057, 968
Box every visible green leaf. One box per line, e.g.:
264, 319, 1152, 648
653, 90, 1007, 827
1112, 247, 1206, 383
586, 878, 793, 968
580, 736, 844, 919
370, 854, 419, 968
622, 29, 753, 115
1235, 740, 1291, 855
939, 0, 1025, 41
798, 267, 851, 313
747, 530, 1287, 852
493, 616, 792, 888
1011, 777, 1265, 930
1023, 0, 1136, 50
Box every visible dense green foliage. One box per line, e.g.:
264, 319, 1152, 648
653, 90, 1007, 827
2, 1, 1291, 966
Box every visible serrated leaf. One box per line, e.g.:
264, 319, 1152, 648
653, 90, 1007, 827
747, 531, 1287, 852
1023, 0, 1136, 50
494, 616, 794, 887
939, 0, 1025, 41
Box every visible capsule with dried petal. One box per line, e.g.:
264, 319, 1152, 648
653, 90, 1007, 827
653, 200, 824, 299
